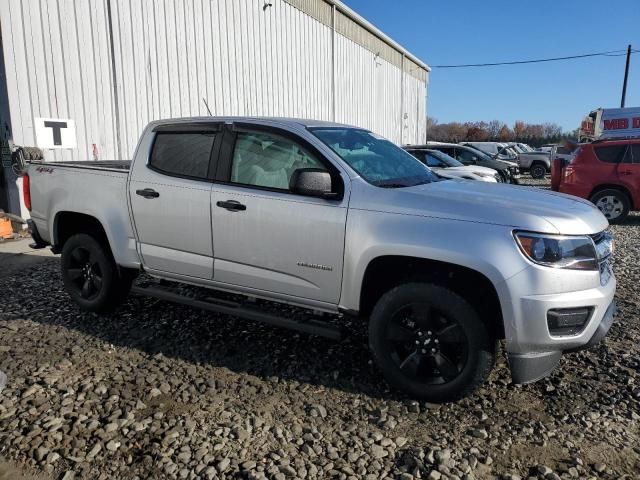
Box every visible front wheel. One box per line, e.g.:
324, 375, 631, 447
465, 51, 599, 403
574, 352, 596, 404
530, 163, 546, 179
61, 233, 133, 313
369, 283, 496, 402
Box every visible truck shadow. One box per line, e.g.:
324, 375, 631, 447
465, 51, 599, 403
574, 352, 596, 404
0, 261, 409, 402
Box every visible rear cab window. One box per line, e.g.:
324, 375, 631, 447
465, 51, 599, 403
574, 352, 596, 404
150, 132, 216, 179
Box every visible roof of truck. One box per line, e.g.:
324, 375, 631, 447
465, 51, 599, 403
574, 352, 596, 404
150, 116, 359, 129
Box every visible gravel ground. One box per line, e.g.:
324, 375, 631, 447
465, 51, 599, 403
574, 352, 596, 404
1, 177, 639, 480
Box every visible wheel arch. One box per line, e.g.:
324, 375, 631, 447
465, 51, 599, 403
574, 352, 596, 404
530, 159, 549, 171
589, 184, 634, 207
53, 211, 111, 254
358, 255, 505, 340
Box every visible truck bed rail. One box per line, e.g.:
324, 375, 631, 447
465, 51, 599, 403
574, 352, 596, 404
28, 160, 131, 172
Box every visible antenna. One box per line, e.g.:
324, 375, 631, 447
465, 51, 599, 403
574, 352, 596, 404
202, 98, 213, 116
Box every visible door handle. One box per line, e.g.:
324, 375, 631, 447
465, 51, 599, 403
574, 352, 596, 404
620, 170, 633, 176
216, 200, 246, 211
136, 188, 160, 199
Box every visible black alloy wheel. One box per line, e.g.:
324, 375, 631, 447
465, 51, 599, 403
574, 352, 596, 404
61, 233, 134, 312
369, 283, 496, 402
66, 245, 104, 300
384, 302, 468, 385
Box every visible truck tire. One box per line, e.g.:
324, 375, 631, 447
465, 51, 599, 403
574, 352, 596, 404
369, 283, 495, 402
61, 233, 133, 313
530, 162, 546, 179
590, 189, 630, 224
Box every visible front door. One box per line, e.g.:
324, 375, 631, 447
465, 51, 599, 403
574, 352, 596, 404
129, 126, 219, 279
210, 125, 348, 304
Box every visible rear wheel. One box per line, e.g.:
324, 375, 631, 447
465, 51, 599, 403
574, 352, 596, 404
590, 189, 630, 224
61, 233, 133, 312
530, 163, 546, 179
369, 283, 496, 402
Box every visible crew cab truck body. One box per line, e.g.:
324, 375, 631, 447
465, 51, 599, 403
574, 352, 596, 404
26, 117, 616, 402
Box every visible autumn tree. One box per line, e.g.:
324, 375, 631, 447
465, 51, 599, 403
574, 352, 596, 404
425, 118, 572, 147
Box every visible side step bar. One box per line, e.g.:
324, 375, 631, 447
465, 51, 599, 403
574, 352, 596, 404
130, 284, 343, 340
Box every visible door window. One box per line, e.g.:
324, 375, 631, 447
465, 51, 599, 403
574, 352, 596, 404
630, 145, 640, 163
594, 145, 628, 164
425, 153, 445, 167
230, 132, 326, 190
436, 147, 455, 157
150, 132, 216, 179
456, 149, 479, 163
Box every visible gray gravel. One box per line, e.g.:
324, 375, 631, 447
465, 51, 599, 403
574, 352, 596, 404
1, 177, 639, 480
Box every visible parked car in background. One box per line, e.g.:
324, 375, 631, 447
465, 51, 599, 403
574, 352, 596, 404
422, 142, 520, 183
25, 117, 616, 402
509, 143, 535, 153
404, 148, 501, 182
463, 142, 518, 162
515, 148, 551, 179
537, 144, 557, 153
552, 138, 640, 223
554, 145, 578, 163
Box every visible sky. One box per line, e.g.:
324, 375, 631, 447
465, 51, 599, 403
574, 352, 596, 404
343, 0, 639, 132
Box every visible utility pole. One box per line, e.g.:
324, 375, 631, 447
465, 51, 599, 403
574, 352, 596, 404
621, 44, 631, 108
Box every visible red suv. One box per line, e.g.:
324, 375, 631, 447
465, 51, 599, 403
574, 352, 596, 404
552, 138, 640, 223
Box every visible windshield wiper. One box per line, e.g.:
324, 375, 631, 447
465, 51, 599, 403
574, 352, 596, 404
377, 183, 409, 188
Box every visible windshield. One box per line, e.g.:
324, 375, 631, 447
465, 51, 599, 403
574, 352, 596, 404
426, 149, 464, 167
310, 128, 438, 187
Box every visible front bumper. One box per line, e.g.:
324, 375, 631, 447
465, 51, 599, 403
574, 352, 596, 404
499, 255, 616, 384
508, 299, 616, 383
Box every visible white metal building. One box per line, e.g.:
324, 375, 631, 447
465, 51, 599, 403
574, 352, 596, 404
0, 0, 428, 164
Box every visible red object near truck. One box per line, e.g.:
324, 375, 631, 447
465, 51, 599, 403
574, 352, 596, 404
552, 138, 640, 223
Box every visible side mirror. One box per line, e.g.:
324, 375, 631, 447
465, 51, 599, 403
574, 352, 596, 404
290, 168, 335, 198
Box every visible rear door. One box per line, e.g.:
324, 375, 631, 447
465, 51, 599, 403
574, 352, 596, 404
618, 143, 640, 208
210, 124, 348, 304
129, 123, 220, 279
592, 143, 629, 186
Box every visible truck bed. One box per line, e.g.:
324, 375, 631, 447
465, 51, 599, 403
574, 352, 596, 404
27, 158, 138, 267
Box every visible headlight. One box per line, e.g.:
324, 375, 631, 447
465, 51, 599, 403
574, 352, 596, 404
514, 232, 598, 270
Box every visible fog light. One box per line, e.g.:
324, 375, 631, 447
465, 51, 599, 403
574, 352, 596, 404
547, 308, 592, 336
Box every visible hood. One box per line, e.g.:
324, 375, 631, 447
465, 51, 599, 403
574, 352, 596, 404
443, 165, 497, 177
350, 179, 608, 234
434, 167, 496, 182
495, 159, 518, 167
434, 169, 487, 182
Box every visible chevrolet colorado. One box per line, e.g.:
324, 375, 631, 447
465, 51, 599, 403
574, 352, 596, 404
25, 117, 616, 402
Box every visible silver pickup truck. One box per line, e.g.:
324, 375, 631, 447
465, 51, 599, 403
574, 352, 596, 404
25, 117, 616, 402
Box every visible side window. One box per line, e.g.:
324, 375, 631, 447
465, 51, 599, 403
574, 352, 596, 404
425, 154, 444, 167
456, 149, 476, 162
594, 145, 628, 164
150, 132, 215, 179
407, 151, 425, 162
438, 147, 454, 158
631, 145, 640, 164
230, 132, 326, 191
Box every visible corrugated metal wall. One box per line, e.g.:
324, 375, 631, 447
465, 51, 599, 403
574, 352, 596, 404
0, 0, 428, 162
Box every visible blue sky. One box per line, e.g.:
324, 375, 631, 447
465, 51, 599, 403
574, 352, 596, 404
343, 0, 639, 131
